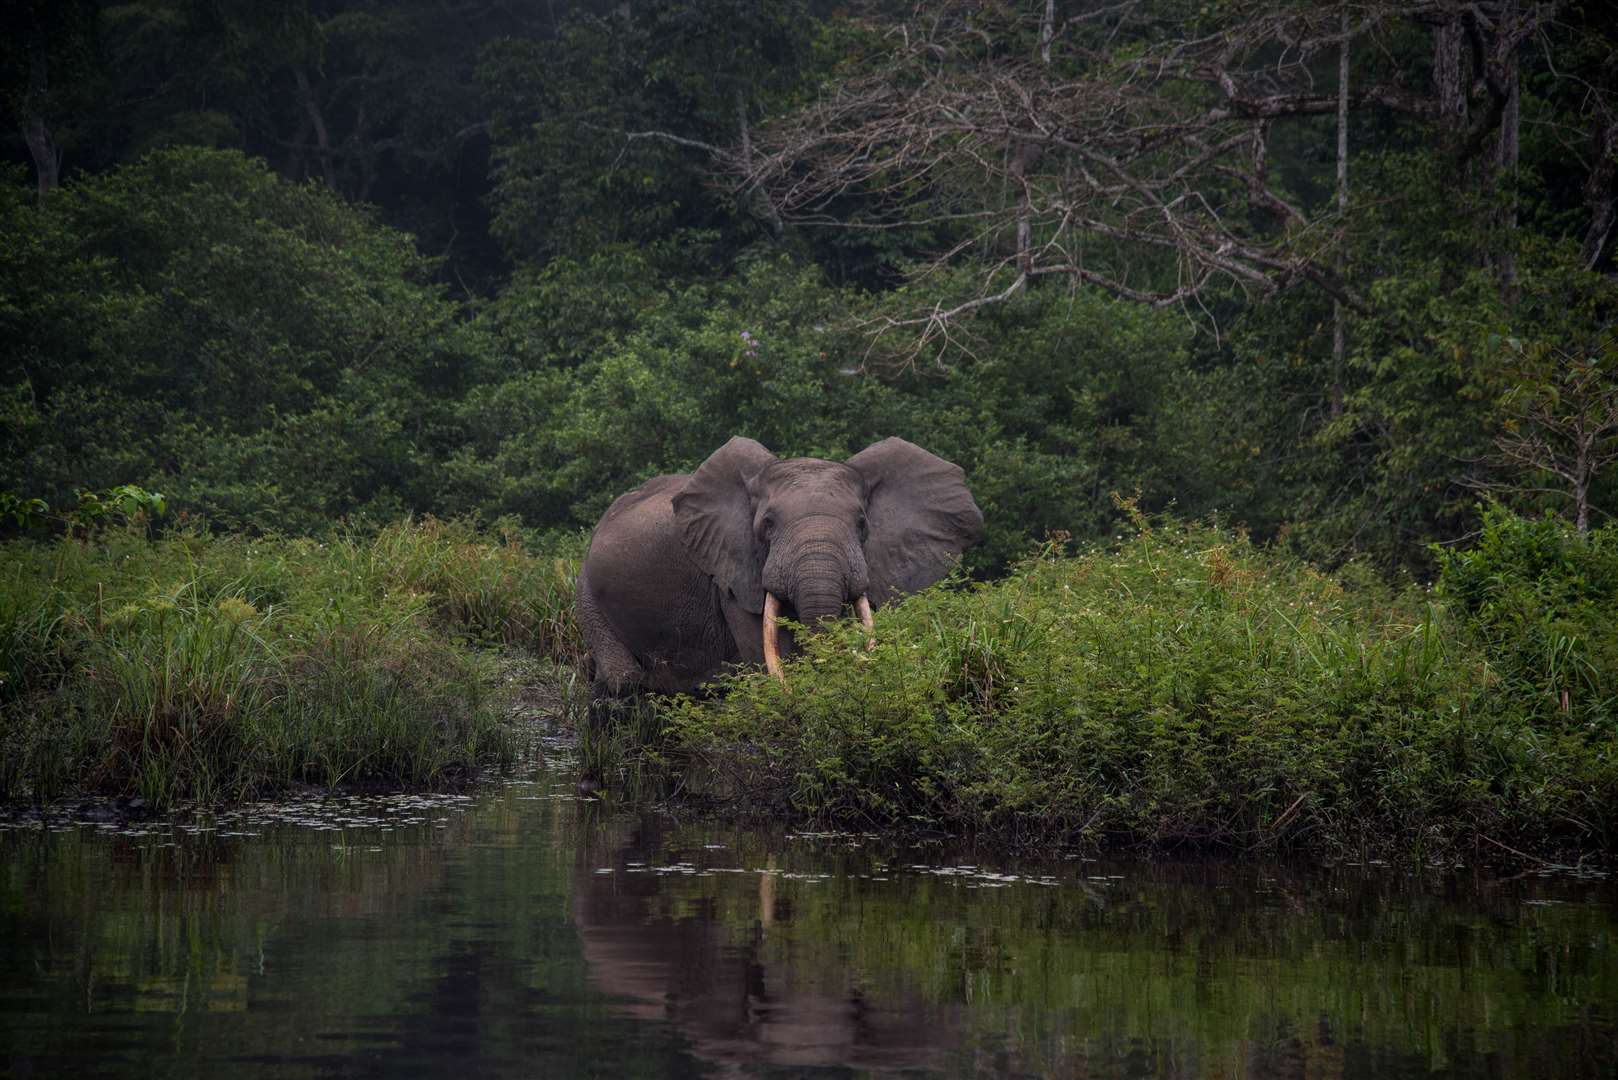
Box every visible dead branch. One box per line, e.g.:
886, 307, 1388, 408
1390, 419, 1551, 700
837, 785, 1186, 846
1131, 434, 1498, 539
723, 0, 1587, 358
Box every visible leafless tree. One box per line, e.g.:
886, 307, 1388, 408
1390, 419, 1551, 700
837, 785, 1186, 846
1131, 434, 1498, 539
729, 0, 1574, 365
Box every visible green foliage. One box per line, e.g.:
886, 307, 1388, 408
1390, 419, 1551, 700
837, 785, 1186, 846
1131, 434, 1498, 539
1438, 503, 1618, 727
5, 150, 1205, 562
6, 0, 549, 288
1, 483, 166, 543
1210, 199, 1618, 570
0, 519, 582, 806
0, 148, 477, 532
655, 516, 1616, 860
480, 0, 814, 270
65, 484, 167, 536
0, 493, 49, 530
455, 251, 1200, 571
5, 0, 1616, 576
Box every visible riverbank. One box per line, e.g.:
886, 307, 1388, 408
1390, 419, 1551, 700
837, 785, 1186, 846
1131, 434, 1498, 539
652, 509, 1618, 865
5, 508, 1613, 865
0, 519, 580, 806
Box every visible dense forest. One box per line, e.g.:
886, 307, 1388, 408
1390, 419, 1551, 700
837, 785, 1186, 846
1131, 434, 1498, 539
5, 1, 1618, 852
4, 0, 1616, 573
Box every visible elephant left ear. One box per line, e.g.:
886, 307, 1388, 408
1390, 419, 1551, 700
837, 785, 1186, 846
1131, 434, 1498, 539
672, 436, 777, 615
846, 437, 984, 607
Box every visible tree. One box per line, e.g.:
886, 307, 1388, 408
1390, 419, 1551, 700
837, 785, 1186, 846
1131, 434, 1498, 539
480, 0, 814, 273
1491, 340, 1618, 534
0, 148, 480, 531
1, 0, 100, 202
2, 0, 550, 293
731, 0, 1596, 360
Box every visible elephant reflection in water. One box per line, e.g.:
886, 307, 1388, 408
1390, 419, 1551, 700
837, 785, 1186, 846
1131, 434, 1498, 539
571, 828, 953, 1073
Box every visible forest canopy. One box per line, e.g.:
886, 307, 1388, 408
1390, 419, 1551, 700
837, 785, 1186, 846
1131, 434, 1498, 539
3, 0, 1616, 573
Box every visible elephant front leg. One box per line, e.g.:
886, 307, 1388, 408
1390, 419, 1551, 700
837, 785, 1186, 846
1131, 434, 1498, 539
576, 627, 650, 795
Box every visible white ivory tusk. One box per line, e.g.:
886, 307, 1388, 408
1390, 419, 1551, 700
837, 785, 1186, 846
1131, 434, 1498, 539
854, 594, 875, 651
762, 592, 784, 681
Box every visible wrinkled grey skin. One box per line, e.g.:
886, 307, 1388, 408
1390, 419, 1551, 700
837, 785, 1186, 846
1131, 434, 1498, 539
575, 436, 984, 699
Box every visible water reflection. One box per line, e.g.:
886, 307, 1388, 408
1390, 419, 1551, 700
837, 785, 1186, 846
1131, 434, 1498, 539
574, 817, 955, 1074
571, 816, 1618, 1079
1, 780, 1615, 1079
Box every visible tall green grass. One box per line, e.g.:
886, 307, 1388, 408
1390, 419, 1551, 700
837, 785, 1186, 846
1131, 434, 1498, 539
17, 505, 1610, 863
657, 518, 1618, 862
0, 519, 583, 807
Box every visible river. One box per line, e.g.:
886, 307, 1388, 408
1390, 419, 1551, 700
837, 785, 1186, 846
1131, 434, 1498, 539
2, 754, 1614, 1078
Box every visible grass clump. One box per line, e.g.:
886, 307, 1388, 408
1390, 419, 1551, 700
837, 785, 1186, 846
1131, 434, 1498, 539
0, 519, 581, 808
660, 514, 1618, 862
1436, 502, 1618, 726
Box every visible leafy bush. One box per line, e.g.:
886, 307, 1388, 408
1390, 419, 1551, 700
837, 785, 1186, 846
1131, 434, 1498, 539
0, 149, 477, 533
1437, 503, 1618, 726
658, 516, 1617, 860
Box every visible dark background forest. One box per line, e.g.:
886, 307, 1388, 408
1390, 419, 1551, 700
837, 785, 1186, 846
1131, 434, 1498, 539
5, 0, 1616, 576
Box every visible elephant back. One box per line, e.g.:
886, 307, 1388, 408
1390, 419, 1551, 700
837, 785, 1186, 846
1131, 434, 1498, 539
578, 472, 733, 693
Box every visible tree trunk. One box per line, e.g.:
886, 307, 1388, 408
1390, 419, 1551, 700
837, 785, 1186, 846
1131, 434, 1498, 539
294, 67, 337, 187
1433, 15, 1469, 151
23, 40, 60, 204
282, 112, 313, 181
1011, 0, 1056, 284
1575, 437, 1591, 534
737, 89, 783, 238
1494, 0, 1520, 301
1581, 89, 1618, 272
1331, 9, 1349, 421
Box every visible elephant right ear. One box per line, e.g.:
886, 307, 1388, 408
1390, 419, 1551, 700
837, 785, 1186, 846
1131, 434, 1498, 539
672, 437, 777, 615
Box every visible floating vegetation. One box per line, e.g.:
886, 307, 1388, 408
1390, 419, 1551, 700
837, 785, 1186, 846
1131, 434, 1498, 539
905, 864, 1061, 888
0, 789, 485, 843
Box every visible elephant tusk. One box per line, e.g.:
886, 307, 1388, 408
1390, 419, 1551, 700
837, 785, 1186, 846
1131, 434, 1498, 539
854, 594, 875, 651
762, 592, 784, 681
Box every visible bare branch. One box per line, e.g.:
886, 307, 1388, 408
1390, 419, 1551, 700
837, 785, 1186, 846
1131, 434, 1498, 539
728, 0, 1445, 344
700, 0, 1605, 353
617, 128, 730, 158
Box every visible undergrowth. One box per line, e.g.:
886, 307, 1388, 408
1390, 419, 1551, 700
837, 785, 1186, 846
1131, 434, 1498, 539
0, 518, 582, 807
650, 514, 1617, 863
9, 503, 1612, 866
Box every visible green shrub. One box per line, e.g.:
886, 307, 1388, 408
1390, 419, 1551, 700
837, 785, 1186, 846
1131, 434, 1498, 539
0, 148, 477, 534
1437, 503, 1618, 725
660, 518, 1617, 859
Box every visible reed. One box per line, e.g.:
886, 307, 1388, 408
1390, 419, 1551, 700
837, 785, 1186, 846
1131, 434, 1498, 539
0, 519, 580, 807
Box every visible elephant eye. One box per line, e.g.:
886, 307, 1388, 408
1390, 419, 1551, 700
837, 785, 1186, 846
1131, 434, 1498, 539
857, 513, 869, 541
761, 514, 776, 539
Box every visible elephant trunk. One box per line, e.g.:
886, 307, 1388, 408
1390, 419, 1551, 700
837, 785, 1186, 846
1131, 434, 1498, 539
793, 584, 846, 625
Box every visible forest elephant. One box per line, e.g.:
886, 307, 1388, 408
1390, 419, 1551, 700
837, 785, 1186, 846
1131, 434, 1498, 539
575, 436, 983, 702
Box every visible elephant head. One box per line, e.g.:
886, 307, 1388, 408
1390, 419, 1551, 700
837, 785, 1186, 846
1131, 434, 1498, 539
671, 436, 984, 675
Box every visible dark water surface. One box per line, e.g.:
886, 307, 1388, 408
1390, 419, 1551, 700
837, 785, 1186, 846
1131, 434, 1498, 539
2, 769, 1614, 1079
